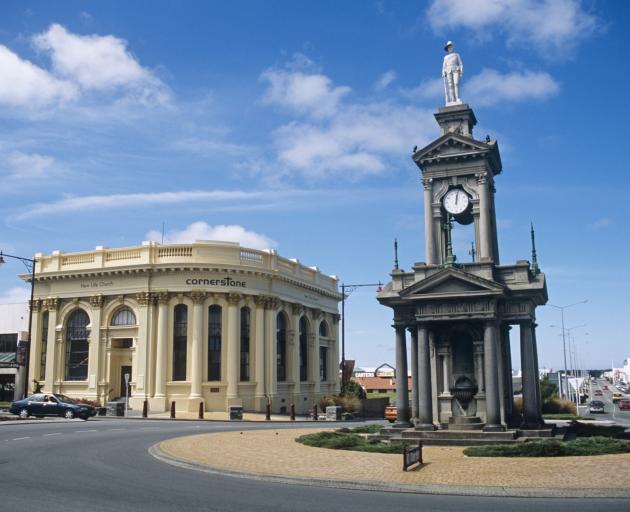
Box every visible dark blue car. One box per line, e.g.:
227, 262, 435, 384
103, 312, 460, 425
10, 393, 96, 420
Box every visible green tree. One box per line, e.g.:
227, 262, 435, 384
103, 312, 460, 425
340, 380, 366, 399
540, 376, 558, 402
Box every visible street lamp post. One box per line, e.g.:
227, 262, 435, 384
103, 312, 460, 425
340, 281, 382, 389
550, 322, 586, 401
548, 300, 587, 400
0, 251, 36, 399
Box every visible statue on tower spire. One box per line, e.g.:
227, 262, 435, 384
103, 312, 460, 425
442, 41, 464, 105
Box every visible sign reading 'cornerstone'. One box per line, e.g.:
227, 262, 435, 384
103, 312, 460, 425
186, 276, 246, 288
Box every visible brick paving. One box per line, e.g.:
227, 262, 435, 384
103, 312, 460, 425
159, 428, 630, 490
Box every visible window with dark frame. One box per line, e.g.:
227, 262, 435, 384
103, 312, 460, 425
40, 311, 49, 380
320, 346, 328, 382
240, 307, 250, 381
0, 333, 17, 353
111, 307, 136, 326
172, 304, 188, 381
299, 316, 308, 382
208, 305, 222, 381
276, 313, 286, 382
65, 309, 89, 381
319, 321, 328, 338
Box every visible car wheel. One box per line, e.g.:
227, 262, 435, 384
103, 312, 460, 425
64, 409, 75, 420
19, 408, 29, 419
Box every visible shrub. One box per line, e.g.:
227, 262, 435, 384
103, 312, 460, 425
340, 380, 366, 399
296, 427, 409, 454
338, 395, 361, 413
543, 398, 576, 414
539, 376, 558, 402
317, 395, 335, 411
464, 436, 630, 457
76, 398, 101, 407
566, 421, 628, 439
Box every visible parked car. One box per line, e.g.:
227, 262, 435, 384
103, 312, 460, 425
618, 399, 630, 411
594, 390, 603, 396
589, 400, 606, 414
612, 392, 625, 403
603, 385, 609, 390
9, 393, 96, 420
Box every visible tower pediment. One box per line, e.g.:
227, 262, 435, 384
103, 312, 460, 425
399, 267, 505, 300
413, 133, 502, 174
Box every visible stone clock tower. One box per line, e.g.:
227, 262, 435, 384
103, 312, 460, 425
377, 44, 549, 440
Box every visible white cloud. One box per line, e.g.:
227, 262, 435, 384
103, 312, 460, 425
145, 222, 277, 250
589, 217, 612, 229
3, 151, 56, 179
400, 77, 445, 101
0, 44, 77, 108
427, 0, 599, 56
273, 102, 435, 178
0, 286, 30, 304
260, 67, 350, 119
33, 24, 170, 105
375, 70, 398, 90
465, 68, 559, 106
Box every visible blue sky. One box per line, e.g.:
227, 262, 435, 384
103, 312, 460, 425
0, 1, 627, 371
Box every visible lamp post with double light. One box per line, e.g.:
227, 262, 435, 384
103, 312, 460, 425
548, 300, 587, 400
0, 251, 36, 399
340, 281, 382, 389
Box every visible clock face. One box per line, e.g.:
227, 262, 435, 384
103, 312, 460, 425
443, 189, 470, 215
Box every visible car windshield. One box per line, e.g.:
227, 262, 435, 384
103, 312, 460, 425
54, 394, 77, 404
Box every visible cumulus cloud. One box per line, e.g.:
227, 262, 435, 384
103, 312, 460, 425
375, 70, 398, 90
426, 0, 600, 56
2, 151, 57, 179
33, 23, 170, 105
145, 222, 277, 250
260, 67, 350, 119
0, 286, 31, 304
465, 68, 559, 106
0, 44, 77, 108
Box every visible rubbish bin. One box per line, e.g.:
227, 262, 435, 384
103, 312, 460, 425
106, 402, 125, 416
229, 405, 243, 420
325, 406, 342, 421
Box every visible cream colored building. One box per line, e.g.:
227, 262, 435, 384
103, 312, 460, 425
24, 241, 341, 414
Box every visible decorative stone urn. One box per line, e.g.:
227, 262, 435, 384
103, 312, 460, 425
450, 375, 478, 414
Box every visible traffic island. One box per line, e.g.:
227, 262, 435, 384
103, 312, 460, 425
151, 428, 630, 498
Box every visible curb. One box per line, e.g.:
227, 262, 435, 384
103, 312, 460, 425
148, 442, 630, 499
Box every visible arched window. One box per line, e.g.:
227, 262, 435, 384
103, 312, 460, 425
240, 307, 250, 381
319, 321, 329, 338
65, 309, 89, 381
172, 305, 187, 381
111, 307, 136, 326
299, 316, 308, 382
40, 311, 49, 380
276, 313, 287, 382
208, 305, 222, 381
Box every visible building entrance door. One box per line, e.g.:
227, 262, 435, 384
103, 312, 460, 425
120, 366, 132, 399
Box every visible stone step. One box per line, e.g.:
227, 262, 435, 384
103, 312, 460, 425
516, 427, 555, 438
449, 415, 483, 425
400, 429, 518, 441
448, 422, 485, 431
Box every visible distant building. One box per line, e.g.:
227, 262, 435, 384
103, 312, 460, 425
353, 363, 411, 395
0, 303, 29, 401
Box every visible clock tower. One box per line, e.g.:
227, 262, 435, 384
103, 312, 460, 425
378, 44, 549, 440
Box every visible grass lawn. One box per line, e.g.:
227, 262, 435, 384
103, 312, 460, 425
544, 414, 594, 420
366, 391, 396, 402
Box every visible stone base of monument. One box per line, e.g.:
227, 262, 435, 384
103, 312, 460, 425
376, 425, 522, 446
448, 415, 484, 431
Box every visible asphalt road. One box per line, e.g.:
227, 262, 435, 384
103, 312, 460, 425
582, 379, 630, 426
0, 418, 627, 512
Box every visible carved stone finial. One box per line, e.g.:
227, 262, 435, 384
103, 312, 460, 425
422, 177, 433, 191
530, 223, 540, 276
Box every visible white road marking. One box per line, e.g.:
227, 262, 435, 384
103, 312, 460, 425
108, 428, 127, 431
12, 437, 31, 441
43, 433, 61, 436
75, 430, 97, 433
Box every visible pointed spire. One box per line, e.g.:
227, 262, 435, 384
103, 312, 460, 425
530, 222, 540, 275
393, 238, 399, 270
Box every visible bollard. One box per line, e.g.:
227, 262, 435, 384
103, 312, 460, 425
198, 401, 204, 420
265, 403, 271, 421
142, 399, 148, 419
290, 403, 295, 421
170, 400, 176, 419
312, 404, 318, 421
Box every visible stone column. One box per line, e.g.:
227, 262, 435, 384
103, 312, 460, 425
27, 301, 42, 393
310, 310, 322, 394
87, 295, 104, 395
253, 296, 267, 405
520, 320, 543, 429
476, 172, 494, 261
532, 324, 544, 421
497, 324, 506, 425
134, 292, 154, 402
265, 298, 279, 397
473, 340, 485, 393
502, 325, 514, 418
394, 325, 410, 427
43, 299, 59, 392
416, 324, 434, 430
483, 321, 504, 431
409, 326, 419, 423
291, 304, 302, 397
226, 293, 240, 404
189, 292, 205, 399
332, 314, 340, 394
423, 178, 436, 264
154, 293, 169, 398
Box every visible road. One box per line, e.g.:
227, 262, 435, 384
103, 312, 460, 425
581, 379, 630, 426
0, 418, 627, 512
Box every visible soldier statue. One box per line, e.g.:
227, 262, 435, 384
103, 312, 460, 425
442, 41, 463, 105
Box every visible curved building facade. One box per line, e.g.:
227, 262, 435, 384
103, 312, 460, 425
25, 241, 341, 414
